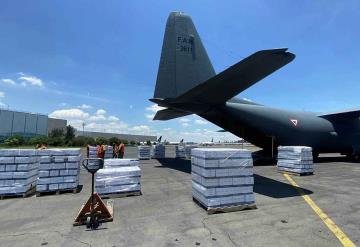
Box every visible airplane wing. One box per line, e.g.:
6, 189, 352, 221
318, 109, 360, 121
173, 48, 295, 105
153, 108, 191, 120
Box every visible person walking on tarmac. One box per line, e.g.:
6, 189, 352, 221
118, 141, 125, 159
112, 142, 118, 158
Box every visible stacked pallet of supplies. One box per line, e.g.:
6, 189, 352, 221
95, 158, 141, 196
138, 146, 151, 160
175, 145, 186, 158
277, 146, 313, 175
191, 148, 255, 211
0, 149, 39, 197
36, 149, 82, 193
152, 144, 165, 159
185, 145, 197, 159
104, 146, 113, 159
88, 145, 113, 159
88, 146, 97, 158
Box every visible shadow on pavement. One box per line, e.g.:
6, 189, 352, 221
155, 158, 191, 173
156, 158, 313, 198
254, 174, 313, 198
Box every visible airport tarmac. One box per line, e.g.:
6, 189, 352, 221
0, 145, 359, 247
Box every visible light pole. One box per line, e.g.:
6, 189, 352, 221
82, 122, 86, 136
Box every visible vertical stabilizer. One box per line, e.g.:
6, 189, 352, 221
154, 12, 215, 99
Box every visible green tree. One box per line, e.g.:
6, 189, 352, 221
95, 137, 108, 145
65, 125, 76, 143
146, 140, 151, 146
108, 137, 120, 145
28, 136, 49, 145
71, 136, 96, 147
49, 128, 64, 138
4, 135, 25, 146
130, 140, 136, 146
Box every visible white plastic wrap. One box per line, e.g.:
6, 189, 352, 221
152, 144, 165, 159
277, 146, 314, 174
185, 145, 197, 159
95, 166, 141, 195
104, 158, 139, 168
138, 146, 151, 160
191, 148, 255, 208
175, 145, 186, 158
0, 150, 39, 195
36, 150, 81, 192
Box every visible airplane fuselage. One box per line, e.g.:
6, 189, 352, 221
200, 101, 360, 154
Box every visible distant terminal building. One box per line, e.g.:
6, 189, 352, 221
0, 109, 67, 141
77, 130, 157, 143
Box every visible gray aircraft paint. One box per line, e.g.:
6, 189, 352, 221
154, 12, 215, 99
151, 12, 360, 156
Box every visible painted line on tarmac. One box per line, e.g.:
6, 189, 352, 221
283, 174, 356, 247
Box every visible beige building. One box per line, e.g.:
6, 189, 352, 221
76, 130, 157, 142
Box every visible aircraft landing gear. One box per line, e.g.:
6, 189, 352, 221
312, 151, 319, 162
346, 153, 360, 163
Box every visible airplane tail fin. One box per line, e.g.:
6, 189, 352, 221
151, 12, 295, 121
153, 12, 215, 99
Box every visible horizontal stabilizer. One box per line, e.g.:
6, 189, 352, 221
318, 109, 360, 121
153, 108, 191, 121
174, 48, 295, 104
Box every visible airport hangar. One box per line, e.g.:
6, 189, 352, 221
0, 109, 157, 143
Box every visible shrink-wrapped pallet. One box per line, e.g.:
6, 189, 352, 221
0, 150, 39, 196
95, 166, 141, 195
175, 145, 186, 158
191, 148, 255, 209
185, 145, 197, 159
138, 146, 151, 160
36, 149, 81, 192
152, 144, 165, 159
277, 146, 313, 174
104, 158, 139, 168
88, 145, 113, 159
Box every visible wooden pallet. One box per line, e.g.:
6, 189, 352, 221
278, 170, 314, 176
0, 186, 36, 200
193, 197, 257, 215
36, 187, 78, 197
99, 190, 142, 199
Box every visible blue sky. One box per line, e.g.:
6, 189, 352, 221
0, 1, 359, 142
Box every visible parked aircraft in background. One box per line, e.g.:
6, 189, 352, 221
151, 12, 360, 160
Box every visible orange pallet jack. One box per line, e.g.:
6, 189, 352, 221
74, 158, 114, 229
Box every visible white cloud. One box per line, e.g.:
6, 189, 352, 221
0, 92, 5, 98
88, 115, 106, 121
146, 104, 165, 113
129, 105, 133, 109
1, 79, 16, 85
179, 118, 191, 123
18, 75, 43, 87
49, 108, 89, 120
96, 109, 106, 115
129, 125, 150, 132
108, 115, 119, 121
181, 122, 190, 127
78, 104, 92, 109
195, 119, 208, 125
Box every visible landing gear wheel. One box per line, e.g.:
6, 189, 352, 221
312, 152, 319, 162
352, 154, 360, 163
86, 216, 91, 229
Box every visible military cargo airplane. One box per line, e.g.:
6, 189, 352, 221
150, 12, 360, 160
